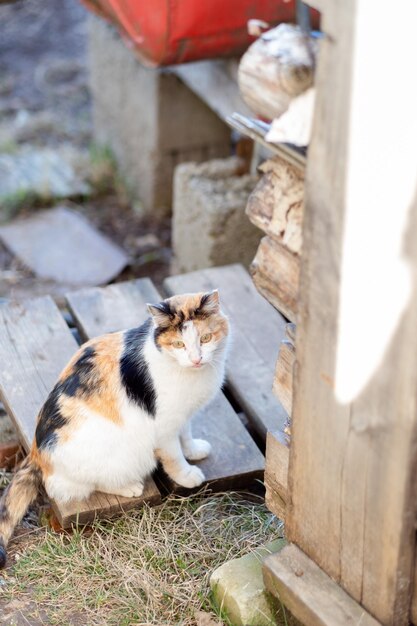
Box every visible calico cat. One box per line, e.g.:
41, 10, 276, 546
0, 290, 229, 567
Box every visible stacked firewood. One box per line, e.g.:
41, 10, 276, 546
238, 23, 315, 436
235, 13, 319, 524
246, 155, 303, 324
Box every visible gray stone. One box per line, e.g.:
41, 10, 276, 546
210, 539, 288, 626
0, 206, 128, 286
172, 157, 261, 272
0, 110, 90, 147
88, 15, 231, 216
0, 146, 91, 210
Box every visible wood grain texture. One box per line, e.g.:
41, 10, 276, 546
54, 479, 161, 527
238, 25, 315, 120
161, 392, 265, 492
172, 59, 251, 122
164, 263, 288, 439
246, 157, 304, 255
286, 1, 417, 623
273, 340, 295, 417
68, 278, 264, 492
263, 545, 381, 626
66, 278, 160, 341
250, 236, 299, 323
264, 431, 289, 521
411, 554, 417, 624
0, 297, 79, 450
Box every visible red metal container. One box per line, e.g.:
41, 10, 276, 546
81, 0, 300, 66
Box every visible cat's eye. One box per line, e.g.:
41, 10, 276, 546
200, 333, 212, 344
172, 340, 185, 349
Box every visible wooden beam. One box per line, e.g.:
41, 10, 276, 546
273, 336, 296, 416
263, 544, 381, 626
286, 0, 417, 623
171, 59, 251, 122
0, 297, 79, 450
264, 431, 289, 521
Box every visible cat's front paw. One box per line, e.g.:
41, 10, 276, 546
111, 482, 144, 498
173, 465, 205, 489
183, 438, 211, 461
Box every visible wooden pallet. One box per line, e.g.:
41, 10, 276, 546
0, 265, 274, 527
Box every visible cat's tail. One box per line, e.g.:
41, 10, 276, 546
0, 455, 41, 568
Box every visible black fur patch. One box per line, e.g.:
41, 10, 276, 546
153, 325, 169, 345
154, 301, 174, 318
192, 294, 212, 320
0, 499, 10, 524
61, 346, 97, 397
36, 385, 68, 449
120, 319, 156, 417
0, 540, 6, 569
36, 346, 98, 450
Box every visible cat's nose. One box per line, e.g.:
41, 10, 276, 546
191, 356, 202, 365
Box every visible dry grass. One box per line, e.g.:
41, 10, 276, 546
1, 491, 283, 625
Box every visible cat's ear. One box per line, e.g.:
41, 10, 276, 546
199, 290, 220, 314
147, 301, 172, 327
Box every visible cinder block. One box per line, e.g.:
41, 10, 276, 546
88, 16, 231, 216
172, 157, 261, 272
210, 539, 296, 626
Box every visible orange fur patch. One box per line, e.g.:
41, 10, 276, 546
85, 333, 123, 424
51, 333, 125, 443
30, 441, 53, 480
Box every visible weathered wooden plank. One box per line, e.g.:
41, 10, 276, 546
164, 264, 288, 439
0, 297, 79, 450
67, 279, 264, 491
286, 1, 417, 623
0, 296, 161, 528
411, 553, 417, 624
66, 278, 160, 341
264, 431, 289, 521
161, 392, 265, 492
171, 59, 251, 122
273, 340, 295, 417
250, 236, 299, 323
54, 479, 161, 527
263, 545, 381, 626
273, 323, 296, 417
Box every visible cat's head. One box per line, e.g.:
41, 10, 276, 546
147, 290, 229, 369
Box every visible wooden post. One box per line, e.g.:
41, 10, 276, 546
278, 0, 417, 624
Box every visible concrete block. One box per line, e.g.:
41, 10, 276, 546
88, 16, 231, 216
172, 157, 261, 272
210, 539, 291, 626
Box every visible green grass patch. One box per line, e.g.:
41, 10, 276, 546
2, 492, 283, 625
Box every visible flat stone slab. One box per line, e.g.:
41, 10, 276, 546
210, 539, 289, 626
0, 147, 90, 206
0, 206, 128, 286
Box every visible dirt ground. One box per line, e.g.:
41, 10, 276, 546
0, 0, 91, 142
0, 0, 172, 301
